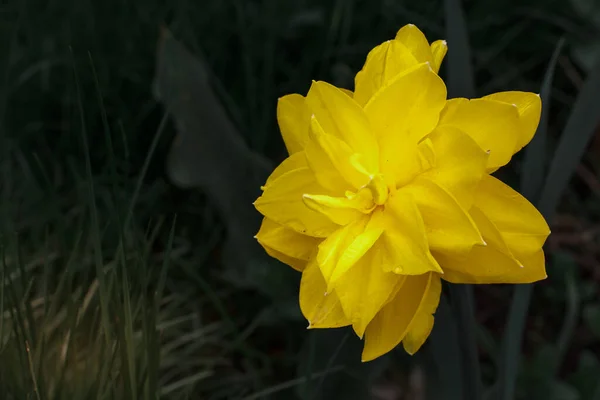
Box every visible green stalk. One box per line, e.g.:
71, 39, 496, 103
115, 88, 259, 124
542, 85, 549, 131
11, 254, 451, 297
449, 284, 483, 400
443, 0, 483, 398
496, 38, 564, 400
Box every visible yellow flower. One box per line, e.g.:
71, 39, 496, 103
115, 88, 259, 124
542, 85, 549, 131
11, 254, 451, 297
253, 24, 550, 362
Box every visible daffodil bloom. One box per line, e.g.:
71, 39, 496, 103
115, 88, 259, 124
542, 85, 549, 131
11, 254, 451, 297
254, 24, 550, 362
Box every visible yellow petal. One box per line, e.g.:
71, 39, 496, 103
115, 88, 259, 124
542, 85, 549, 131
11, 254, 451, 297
303, 193, 367, 226
421, 126, 488, 208
438, 98, 521, 170
436, 246, 547, 284
354, 40, 420, 106
430, 40, 447, 73
394, 24, 434, 65
403, 177, 484, 256
305, 81, 379, 172
277, 94, 311, 155
265, 151, 308, 186
433, 198, 548, 284
362, 273, 440, 361
305, 116, 370, 192
254, 167, 339, 237
402, 273, 442, 355
483, 91, 541, 152
364, 63, 447, 187
469, 206, 513, 258
316, 213, 384, 289
380, 190, 443, 275
263, 247, 307, 272
339, 88, 353, 98
418, 138, 436, 171
255, 218, 321, 271
335, 247, 404, 337
474, 175, 550, 255
300, 259, 351, 328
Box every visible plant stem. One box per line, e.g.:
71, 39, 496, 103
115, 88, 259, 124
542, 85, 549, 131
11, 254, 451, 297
449, 284, 482, 400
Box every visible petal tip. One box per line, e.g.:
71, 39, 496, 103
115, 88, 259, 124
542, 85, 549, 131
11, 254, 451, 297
404, 348, 417, 356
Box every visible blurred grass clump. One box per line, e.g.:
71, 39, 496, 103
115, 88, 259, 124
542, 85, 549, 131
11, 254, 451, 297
1, 0, 600, 398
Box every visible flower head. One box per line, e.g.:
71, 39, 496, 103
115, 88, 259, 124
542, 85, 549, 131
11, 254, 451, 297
253, 24, 550, 361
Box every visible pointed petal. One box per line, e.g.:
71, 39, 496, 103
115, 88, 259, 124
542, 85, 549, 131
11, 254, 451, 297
305, 116, 370, 192
305, 81, 379, 172
254, 167, 339, 237
421, 125, 488, 208
334, 246, 404, 337
256, 218, 321, 271
329, 211, 385, 287
265, 151, 308, 186
438, 98, 521, 171
469, 206, 513, 257
430, 40, 447, 73
339, 88, 353, 98
436, 246, 547, 284
300, 259, 351, 328
434, 197, 548, 284
394, 24, 434, 65
362, 273, 440, 361
354, 40, 420, 106
303, 193, 367, 226
404, 177, 484, 256
483, 91, 542, 152
380, 190, 443, 275
364, 63, 447, 186
277, 94, 311, 155
316, 213, 384, 289
474, 175, 550, 255
402, 274, 441, 355
263, 247, 307, 271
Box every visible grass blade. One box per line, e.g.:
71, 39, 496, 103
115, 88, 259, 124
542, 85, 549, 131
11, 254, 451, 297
538, 56, 600, 218
497, 37, 594, 400
521, 38, 566, 202
444, 0, 475, 98
241, 366, 345, 400
423, 295, 464, 400
447, 284, 482, 400
443, 1, 482, 399
70, 47, 112, 348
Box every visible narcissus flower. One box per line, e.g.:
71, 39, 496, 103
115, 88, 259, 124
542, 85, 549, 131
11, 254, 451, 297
253, 24, 550, 361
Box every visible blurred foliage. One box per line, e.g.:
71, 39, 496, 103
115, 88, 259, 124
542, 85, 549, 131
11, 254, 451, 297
1, 0, 600, 398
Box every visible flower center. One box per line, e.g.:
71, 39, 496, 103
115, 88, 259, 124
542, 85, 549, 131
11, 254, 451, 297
366, 174, 388, 206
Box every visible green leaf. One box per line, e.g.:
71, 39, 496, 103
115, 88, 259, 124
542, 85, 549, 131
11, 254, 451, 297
295, 329, 387, 400
154, 29, 276, 291
568, 350, 600, 398
496, 37, 565, 400
583, 303, 600, 339
423, 294, 465, 400
521, 37, 566, 202
444, 0, 475, 98
539, 50, 600, 219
